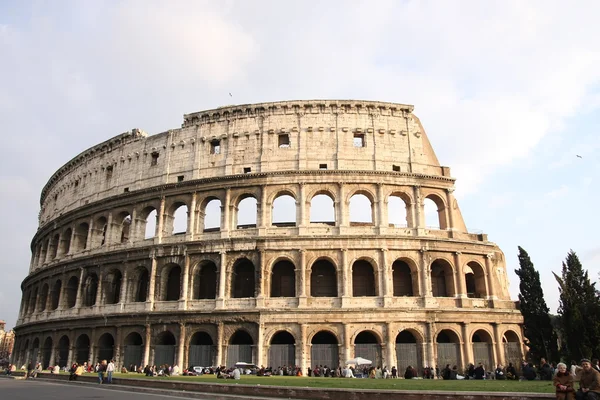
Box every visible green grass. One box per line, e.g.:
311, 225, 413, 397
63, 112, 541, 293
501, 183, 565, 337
111, 373, 556, 393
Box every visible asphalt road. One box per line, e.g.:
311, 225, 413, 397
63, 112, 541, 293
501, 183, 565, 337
0, 379, 212, 400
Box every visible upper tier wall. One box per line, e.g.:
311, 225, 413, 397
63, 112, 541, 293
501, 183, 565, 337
39, 100, 449, 227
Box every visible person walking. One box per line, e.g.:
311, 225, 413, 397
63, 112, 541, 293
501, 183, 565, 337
106, 360, 115, 384
97, 360, 107, 384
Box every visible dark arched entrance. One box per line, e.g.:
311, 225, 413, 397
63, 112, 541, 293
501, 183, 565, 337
395, 330, 422, 374
188, 331, 214, 367
436, 330, 461, 369
232, 259, 255, 298
270, 261, 296, 297
354, 331, 381, 366
310, 331, 339, 368
194, 262, 217, 299
97, 333, 114, 362
227, 330, 253, 367
58, 335, 69, 367
123, 332, 143, 369
269, 331, 295, 368
42, 337, 52, 369
472, 330, 493, 369
310, 260, 337, 297
154, 331, 176, 367
165, 265, 181, 301
352, 261, 376, 296
75, 335, 90, 364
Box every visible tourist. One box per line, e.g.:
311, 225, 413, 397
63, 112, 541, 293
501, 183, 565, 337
106, 359, 115, 383
495, 364, 506, 380
540, 358, 554, 381
523, 363, 537, 381
52, 364, 60, 374
97, 359, 106, 383
506, 362, 518, 380
26, 361, 33, 379
576, 359, 600, 400
442, 364, 452, 380
593, 359, 600, 374
474, 363, 485, 380
404, 365, 415, 379
553, 362, 574, 400
232, 367, 241, 380
391, 366, 397, 379
69, 363, 78, 381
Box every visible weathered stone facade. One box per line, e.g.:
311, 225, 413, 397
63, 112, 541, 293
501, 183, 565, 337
14, 100, 523, 373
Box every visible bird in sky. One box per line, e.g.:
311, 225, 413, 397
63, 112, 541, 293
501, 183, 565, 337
229, 92, 232, 97
576, 155, 583, 158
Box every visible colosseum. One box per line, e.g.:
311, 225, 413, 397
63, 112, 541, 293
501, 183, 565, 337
13, 100, 524, 374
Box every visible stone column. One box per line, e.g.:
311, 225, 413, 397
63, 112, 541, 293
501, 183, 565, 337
413, 185, 423, 229
143, 325, 151, 367
256, 250, 265, 308
298, 250, 307, 307
386, 322, 395, 368
177, 323, 186, 367
377, 183, 386, 231
299, 323, 308, 373
105, 212, 113, 246
485, 254, 496, 300
297, 182, 306, 227
216, 251, 227, 309
179, 253, 190, 310
380, 248, 391, 299
222, 187, 231, 236
216, 322, 224, 367
461, 323, 471, 367
341, 249, 350, 305
156, 197, 165, 244
89, 329, 97, 364
119, 266, 128, 308
420, 250, 431, 298
259, 185, 268, 228
114, 326, 122, 367
343, 323, 352, 363
85, 218, 94, 249
68, 228, 77, 255
48, 334, 56, 367
445, 188, 455, 230
74, 269, 84, 309
337, 182, 347, 228
129, 208, 137, 244
493, 323, 504, 367
95, 271, 104, 308
67, 341, 74, 367
426, 322, 435, 369
146, 256, 157, 311
454, 252, 466, 298
188, 193, 197, 240
256, 323, 264, 367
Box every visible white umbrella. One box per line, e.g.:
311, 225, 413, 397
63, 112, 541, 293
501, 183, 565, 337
345, 357, 372, 365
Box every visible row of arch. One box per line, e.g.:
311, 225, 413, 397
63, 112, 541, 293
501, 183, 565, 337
32, 185, 453, 269
15, 326, 522, 372
21, 255, 492, 317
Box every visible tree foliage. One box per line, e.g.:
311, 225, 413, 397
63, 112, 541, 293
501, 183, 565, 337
556, 250, 600, 361
515, 246, 559, 362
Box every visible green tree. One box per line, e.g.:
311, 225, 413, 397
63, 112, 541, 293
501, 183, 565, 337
515, 246, 559, 362
555, 250, 600, 361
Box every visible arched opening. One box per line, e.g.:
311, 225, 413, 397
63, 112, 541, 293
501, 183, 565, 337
50, 280, 62, 310
232, 259, 255, 298
272, 194, 296, 227
503, 330, 522, 369
472, 330, 493, 369
83, 274, 99, 307
310, 194, 335, 225
236, 197, 257, 229
144, 208, 157, 239
465, 262, 487, 298
74, 222, 89, 251
349, 193, 373, 225
65, 276, 78, 308
58, 336, 69, 367
269, 331, 295, 368
75, 334, 90, 364
227, 330, 253, 367
29, 288, 38, 314
117, 212, 132, 243
396, 330, 422, 374
354, 331, 381, 367
38, 283, 49, 311
424, 195, 447, 230
97, 333, 114, 362
188, 331, 214, 367
165, 265, 182, 301
431, 259, 455, 297
40, 239, 49, 263
155, 331, 176, 367
172, 204, 188, 235
105, 270, 123, 304
134, 267, 149, 302
310, 260, 338, 297
42, 337, 53, 369
388, 195, 409, 227
49, 234, 60, 259
193, 262, 217, 299
203, 198, 222, 231
436, 330, 461, 369
392, 259, 415, 296
311, 331, 339, 368
31, 338, 40, 365
270, 260, 296, 298
123, 332, 143, 369
352, 260, 376, 297
93, 216, 108, 247
22, 339, 30, 365
59, 228, 72, 255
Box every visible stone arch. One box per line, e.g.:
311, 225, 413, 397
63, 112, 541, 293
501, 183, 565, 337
436, 328, 461, 371
131, 266, 149, 302
227, 330, 254, 367
75, 334, 90, 364
396, 329, 423, 373
430, 258, 455, 297
73, 222, 89, 252
310, 258, 338, 297
472, 328, 493, 368
310, 330, 339, 369
235, 194, 258, 228
309, 191, 336, 225
141, 206, 158, 239
93, 216, 108, 247
270, 259, 296, 298
38, 283, 49, 311
114, 211, 132, 243
193, 260, 218, 299
49, 233, 60, 259
40, 238, 49, 264
202, 197, 222, 231
465, 261, 487, 298
83, 273, 99, 307
351, 259, 377, 297
169, 201, 189, 235
28, 287, 38, 314
50, 279, 62, 310
388, 191, 413, 228
349, 191, 375, 225
123, 332, 144, 368
392, 258, 419, 296
154, 331, 176, 367
65, 276, 78, 308
41, 336, 53, 369
31, 337, 40, 363
423, 193, 448, 230
354, 330, 382, 367
104, 269, 123, 304
97, 332, 115, 362
58, 335, 69, 367
268, 330, 296, 368
271, 192, 296, 227
231, 258, 256, 298
59, 228, 72, 256
188, 331, 215, 367
502, 329, 522, 368
161, 263, 182, 301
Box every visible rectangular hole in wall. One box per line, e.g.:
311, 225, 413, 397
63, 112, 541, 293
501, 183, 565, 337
353, 133, 365, 147
278, 133, 290, 148
123, 187, 129, 193
243, 167, 251, 174
177, 175, 184, 182
319, 164, 327, 170
210, 140, 221, 155
392, 165, 400, 172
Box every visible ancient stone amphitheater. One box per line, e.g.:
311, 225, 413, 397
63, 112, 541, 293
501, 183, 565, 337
14, 100, 523, 373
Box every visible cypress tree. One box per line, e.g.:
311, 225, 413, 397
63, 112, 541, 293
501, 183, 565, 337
556, 250, 600, 361
515, 246, 559, 362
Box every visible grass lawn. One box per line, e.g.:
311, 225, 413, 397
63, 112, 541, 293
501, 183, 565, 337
111, 373, 556, 393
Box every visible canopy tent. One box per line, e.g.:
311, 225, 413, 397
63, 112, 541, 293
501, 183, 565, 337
345, 357, 372, 365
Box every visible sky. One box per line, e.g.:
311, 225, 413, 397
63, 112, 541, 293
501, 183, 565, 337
1, 0, 599, 330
